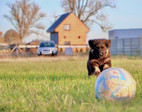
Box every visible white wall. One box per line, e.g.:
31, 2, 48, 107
109, 29, 142, 39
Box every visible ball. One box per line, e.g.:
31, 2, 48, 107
95, 68, 136, 102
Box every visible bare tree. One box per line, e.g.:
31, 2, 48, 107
4, 0, 46, 42
61, 0, 115, 31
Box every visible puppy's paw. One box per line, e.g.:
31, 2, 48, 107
103, 64, 110, 70
95, 70, 101, 76
95, 66, 101, 76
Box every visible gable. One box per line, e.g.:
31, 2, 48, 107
47, 13, 71, 32
55, 13, 89, 32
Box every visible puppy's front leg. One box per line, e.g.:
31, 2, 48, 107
90, 60, 101, 76
94, 66, 101, 76
103, 63, 111, 70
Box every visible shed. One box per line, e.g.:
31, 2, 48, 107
47, 12, 89, 45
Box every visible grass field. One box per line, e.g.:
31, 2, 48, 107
0, 56, 141, 112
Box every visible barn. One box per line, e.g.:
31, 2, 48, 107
109, 28, 142, 55
47, 12, 89, 53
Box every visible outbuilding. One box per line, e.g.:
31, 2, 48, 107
47, 12, 89, 53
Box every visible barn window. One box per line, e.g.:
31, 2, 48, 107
64, 41, 70, 45
64, 24, 70, 31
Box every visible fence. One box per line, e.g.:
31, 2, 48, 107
110, 37, 142, 56
57, 45, 89, 53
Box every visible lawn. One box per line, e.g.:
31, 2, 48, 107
0, 56, 141, 112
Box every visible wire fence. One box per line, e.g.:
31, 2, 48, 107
0, 44, 90, 58
1, 37, 142, 57
110, 37, 142, 56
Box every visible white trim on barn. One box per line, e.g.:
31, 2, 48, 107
58, 45, 89, 48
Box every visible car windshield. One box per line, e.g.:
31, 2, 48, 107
40, 42, 55, 47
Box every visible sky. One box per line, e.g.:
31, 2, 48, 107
0, 0, 142, 43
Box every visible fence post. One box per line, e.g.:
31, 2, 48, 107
116, 38, 118, 55
140, 37, 142, 56
130, 38, 132, 56
122, 39, 124, 55
139, 37, 140, 55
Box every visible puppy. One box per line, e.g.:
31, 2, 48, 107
87, 39, 111, 76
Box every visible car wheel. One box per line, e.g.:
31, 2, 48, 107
52, 52, 55, 56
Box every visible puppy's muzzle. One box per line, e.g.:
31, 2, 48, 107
99, 51, 107, 58
99, 52, 103, 56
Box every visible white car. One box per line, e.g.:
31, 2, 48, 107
37, 41, 58, 56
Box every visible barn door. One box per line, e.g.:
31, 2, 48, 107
51, 32, 58, 44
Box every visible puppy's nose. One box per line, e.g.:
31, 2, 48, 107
99, 53, 103, 56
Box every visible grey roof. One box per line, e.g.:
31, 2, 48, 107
109, 28, 142, 32
47, 12, 71, 32
109, 28, 142, 39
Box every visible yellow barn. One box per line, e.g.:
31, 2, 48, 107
47, 12, 90, 53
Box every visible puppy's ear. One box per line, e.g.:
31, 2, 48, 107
88, 40, 94, 48
106, 40, 111, 48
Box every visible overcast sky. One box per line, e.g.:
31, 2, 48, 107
0, 0, 142, 42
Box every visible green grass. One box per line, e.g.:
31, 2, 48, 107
0, 56, 142, 112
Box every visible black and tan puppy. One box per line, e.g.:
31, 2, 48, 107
87, 39, 111, 76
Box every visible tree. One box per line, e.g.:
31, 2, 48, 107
61, 0, 115, 31
4, 0, 46, 42
4, 29, 19, 43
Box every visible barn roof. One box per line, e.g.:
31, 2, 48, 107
47, 12, 71, 32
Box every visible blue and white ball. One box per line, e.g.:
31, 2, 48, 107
95, 68, 136, 101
